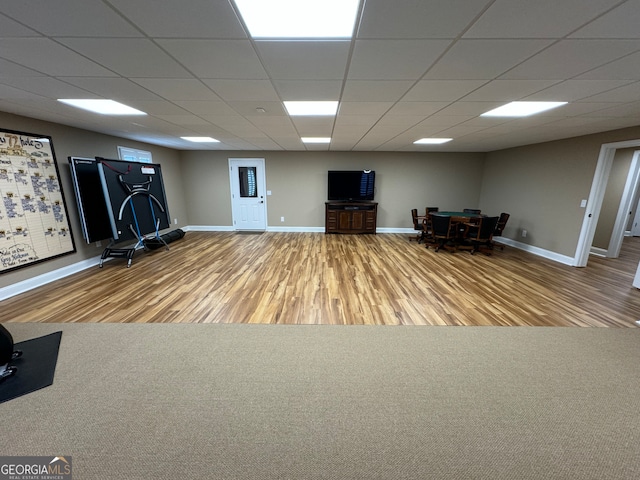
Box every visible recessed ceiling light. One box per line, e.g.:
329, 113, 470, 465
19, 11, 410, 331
233, 0, 360, 38
414, 138, 452, 144
302, 137, 331, 143
181, 137, 220, 143
481, 101, 568, 117
58, 99, 146, 115
284, 101, 338, 116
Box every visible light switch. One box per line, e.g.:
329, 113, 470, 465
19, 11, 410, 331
580, 199, 587, 208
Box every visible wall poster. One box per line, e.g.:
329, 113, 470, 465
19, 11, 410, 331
0, 129, 76, 273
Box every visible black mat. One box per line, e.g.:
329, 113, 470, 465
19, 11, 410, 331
0, 331, 62, 404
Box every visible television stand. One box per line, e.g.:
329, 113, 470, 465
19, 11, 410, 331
325, 202, 377, 234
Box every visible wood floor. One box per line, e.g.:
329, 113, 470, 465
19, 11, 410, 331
1, 231, 639, 326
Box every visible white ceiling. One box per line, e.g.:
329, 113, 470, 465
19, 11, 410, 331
1, 0, 640, 152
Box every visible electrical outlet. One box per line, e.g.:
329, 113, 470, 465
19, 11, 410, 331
522, 229, 527, 238
280, 216, 285, 222
174, 218, 178, 224
96, 240, 102, 247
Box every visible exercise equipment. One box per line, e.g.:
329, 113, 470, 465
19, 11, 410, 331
96, 158, 171, 267
0, 324, 22, 384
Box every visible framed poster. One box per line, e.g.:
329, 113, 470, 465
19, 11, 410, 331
0, 129, 76, 273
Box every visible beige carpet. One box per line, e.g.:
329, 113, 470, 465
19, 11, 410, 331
1, 323, 639, 480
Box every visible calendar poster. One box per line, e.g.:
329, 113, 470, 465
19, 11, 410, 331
0, 129, 75, 273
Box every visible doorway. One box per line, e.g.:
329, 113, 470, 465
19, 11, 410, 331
229, 158, 267, 231
575, 140, 640, 267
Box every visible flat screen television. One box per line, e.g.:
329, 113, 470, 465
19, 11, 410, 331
328, 170, 375, 201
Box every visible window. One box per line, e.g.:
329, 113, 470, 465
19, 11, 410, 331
238, 167, 257, 197
118, 146, 152, 163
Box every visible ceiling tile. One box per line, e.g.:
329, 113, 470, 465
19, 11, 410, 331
571, 1, 640, 38
61, 78, 166, 101
461, 80, 560, 101
158, 40, 268, 79
425, 40, 553, 79
402, 80, 488, 101
272, 80, 343, 101
358, 0, 493, 39
107, 0, 247, 38
523, 79, 634, 102
0, 38, 116, 77
502, 40, 640, 80
58, 39, 192, 78
1, 0, 142, 37
131, 79, 221, 101
203, 80, 280, 102
256, 41, 350, 81
464, 0, 622, 38
342, 81, 413, 102
348, 40, 451, 80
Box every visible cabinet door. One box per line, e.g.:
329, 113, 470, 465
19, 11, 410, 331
352, 211, 365, 231
338, 211, 352, 230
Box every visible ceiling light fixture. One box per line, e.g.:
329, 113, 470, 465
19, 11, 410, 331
302, 137, 331, 143
233, 0, 360, 38
414, 138, 452, 144
284, 101, 338, 116
181, 137, 220, 143
481, 101, 568, 117
58, 99, 146, 115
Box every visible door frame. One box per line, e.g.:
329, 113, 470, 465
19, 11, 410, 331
574, 139, 640, 266
228, 157, 267, 231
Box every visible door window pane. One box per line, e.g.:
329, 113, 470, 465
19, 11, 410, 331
239, 167, 257, 197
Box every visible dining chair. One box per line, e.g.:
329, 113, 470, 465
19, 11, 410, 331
463, 208, 481, 214
492, 212, 510, 250
410, 208, 426, 243
427, 214, 459, 252
463, 216, 500, 255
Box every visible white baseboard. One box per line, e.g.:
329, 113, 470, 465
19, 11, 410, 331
493, 237, 575, 266
0, 256, 103, 301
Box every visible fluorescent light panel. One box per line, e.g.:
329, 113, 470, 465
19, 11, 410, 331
234, 0, 360, 38
481, 101, 567, 117
302, 137, 331, 143
58, 99, 146, 115
414, 138, 452, 144
181, 137, 220, 143
284, 101, 338, 116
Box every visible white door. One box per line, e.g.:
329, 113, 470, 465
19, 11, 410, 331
229, 158, 267, 231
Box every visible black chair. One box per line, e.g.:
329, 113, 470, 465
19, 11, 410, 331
492, 212, 510, 250
427, 214, 459, 252
463, 216, 500, 255
410, 208, 426, 243
463, 208, 481, 214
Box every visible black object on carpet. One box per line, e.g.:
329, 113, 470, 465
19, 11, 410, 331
0, 331, 62, 404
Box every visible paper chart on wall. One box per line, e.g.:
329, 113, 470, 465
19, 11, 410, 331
0, 130, 75, 273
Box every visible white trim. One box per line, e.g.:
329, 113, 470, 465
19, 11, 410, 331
0, 256, 103, 301
267, 226, 325, 233
182, 225, 235, 232
495, 238, 575, 266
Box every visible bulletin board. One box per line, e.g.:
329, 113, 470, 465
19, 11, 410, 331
0, 129, 76, 273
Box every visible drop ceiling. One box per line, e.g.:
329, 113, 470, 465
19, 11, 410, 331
1, 0, 640, 152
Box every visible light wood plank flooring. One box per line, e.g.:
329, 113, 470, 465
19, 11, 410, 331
1, 232, 639, 326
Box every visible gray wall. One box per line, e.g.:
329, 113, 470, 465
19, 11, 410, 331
0, 111, 187, 289
179, 150, 486, 229
481, 125, 640, 258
